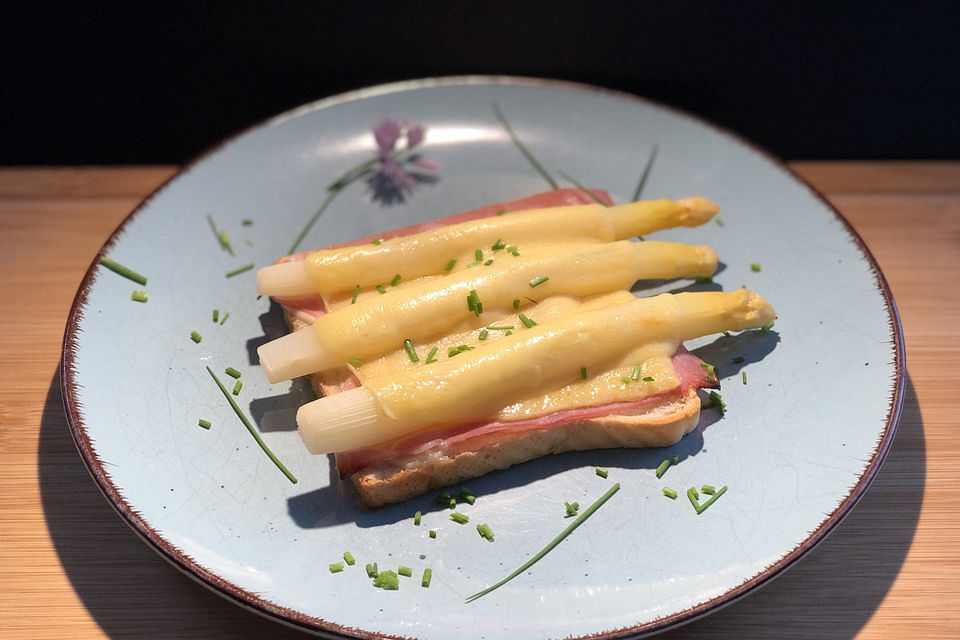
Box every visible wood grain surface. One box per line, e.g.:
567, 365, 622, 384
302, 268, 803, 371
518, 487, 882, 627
0, 163, 957, 639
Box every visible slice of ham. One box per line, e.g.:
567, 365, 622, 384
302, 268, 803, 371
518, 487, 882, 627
272, 188, 614, 317
334, 347, 718, 477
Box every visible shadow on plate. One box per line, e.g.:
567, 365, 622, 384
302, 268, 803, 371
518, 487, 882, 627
39, 370, 923, 639
284, 331, 779, 529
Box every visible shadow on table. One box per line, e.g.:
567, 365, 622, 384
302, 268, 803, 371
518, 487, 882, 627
38, 370, 923, 639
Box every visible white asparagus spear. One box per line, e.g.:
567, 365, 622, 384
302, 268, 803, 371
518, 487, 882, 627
257, 197, 718, 297
297, 290, 776, 454
257, 240, 718, 382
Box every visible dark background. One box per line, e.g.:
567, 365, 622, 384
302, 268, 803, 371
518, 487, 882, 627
3, 1, 958, 164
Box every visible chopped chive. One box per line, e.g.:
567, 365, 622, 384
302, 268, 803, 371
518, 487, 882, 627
701, 485, 716, 495
436, 491, 456, 508
631, 144, 658, 201
622, 377, 634, 384
447, 345, 474, 357
460, 493, 476, 506
224, 367, 241, 379
398, 566, 413, 577
372, 238, 382, 245
477, 523, 495, 541
465, 483, 620, 602
700, 361, 717, 376
425, 347, 439, 364
491, 238, 505, 250
219, 312, 229, 325
637, 236, 645, 241
492, 101, 558, 189
467, 260, 481, 268
231, 380, 242, 395
525, 296, 538, 304
205, 367, 297, 483
444, 258, 457, 271
198, 419, 211, 430
732, 356, 745, 363
723, 331, 731, 337
190, 331, 202, 343
742, 371, 748, 385
751, 262, 761, 272
343, 551, 355, 565
760, 321, 774, 333
348, 357, 363, 367
414, 510, 422, 526
429, 530, 437, 539
226, 263, 254, 278
421, 568, 432, 587
475, 249, 483, 262
529, 275, 550, 288
496, 209, 506, 216
391, 274, 402, 286
213, 309, 219, 322
486, 325, 515, 331
518, 313, 537, 328
373, 570, 399, 590
642, 376, 654, 382
655, 458, 673, 479
662, 487, 678, 499
695, 485, 728, 514
595, 467, 608, 479
450, 511, 470, 524
506, 245, 520, 256
351, 284, 360, 304
206, 215, 234, 256
478, 328, 489, 341
329, 562, 344, 573
376, 285, 387, 294
484, 259, 494, 266
694, 276, 713, 284
716, 217, 725, 227
404, 339, 419, 363
99, 256, 148, 285
513, 299, 521, 310
242, 218, 253, 226
505, 330, 513, 336
705, 391, 727, 415
564, 501, 580, 517
556, 171, 609, 206
687, 487, 700, 510
580, 367, 587, 379
631, 365, 642, 381
130, 290, 148, 303
365, 563, 378, 578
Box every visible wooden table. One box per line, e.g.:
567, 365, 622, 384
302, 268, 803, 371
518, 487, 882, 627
1, 163, 957, 639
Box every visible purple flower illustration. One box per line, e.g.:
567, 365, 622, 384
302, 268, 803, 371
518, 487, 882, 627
368, 118, 438, 204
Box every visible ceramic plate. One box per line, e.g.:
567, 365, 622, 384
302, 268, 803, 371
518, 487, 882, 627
62, 77, 903, 639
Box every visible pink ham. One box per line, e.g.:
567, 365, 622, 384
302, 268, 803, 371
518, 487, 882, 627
272, 188, 614, 316
334, 347, 718, 477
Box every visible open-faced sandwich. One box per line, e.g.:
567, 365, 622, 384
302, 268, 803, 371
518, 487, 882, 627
256, 189, 775, 508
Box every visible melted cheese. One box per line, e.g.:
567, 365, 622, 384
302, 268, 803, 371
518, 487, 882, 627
310, 241, 714, 363
304, 198, 711, 297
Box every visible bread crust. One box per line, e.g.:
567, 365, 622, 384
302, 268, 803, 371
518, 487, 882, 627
282, 308, 700, 509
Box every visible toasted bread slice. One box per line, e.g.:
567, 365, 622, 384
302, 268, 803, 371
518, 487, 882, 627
282, 308, 700, 509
